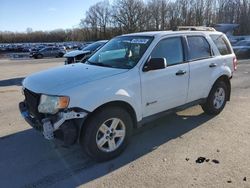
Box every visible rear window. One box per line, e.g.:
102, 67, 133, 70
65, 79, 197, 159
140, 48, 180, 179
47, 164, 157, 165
187, 36, 212, 61
210, 34, 232, 55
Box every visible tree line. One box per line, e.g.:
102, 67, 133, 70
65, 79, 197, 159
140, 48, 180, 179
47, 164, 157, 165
1, 0, 250, 43
0, 29, 86, 43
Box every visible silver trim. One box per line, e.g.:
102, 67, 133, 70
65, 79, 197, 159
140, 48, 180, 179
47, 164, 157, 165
213, 87, 225, 109
96, 118, 126, 152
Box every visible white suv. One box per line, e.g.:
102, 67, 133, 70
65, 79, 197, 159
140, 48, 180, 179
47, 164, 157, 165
19, 30, 237, 161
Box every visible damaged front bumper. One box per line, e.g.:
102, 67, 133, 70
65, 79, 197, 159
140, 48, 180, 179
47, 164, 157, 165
19, 101, 88, 142
19, 101, 42, 130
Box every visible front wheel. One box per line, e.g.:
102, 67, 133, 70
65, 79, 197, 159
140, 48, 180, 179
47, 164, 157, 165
81, 106, 133, 162
201, 81, 228, 115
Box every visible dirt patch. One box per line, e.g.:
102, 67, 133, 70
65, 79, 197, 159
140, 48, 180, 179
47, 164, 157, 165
0, 89, 19, 93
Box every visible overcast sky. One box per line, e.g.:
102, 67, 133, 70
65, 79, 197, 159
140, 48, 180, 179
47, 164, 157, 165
0, 0, 104, 32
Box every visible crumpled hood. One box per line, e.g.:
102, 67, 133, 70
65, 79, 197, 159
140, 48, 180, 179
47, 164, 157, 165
23, 63, 128, 94
63, 50, 90, 58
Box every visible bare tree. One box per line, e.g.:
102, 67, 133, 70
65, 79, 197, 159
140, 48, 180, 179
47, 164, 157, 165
148, 0, 161, 30
80, 1, 111, 39
95, 1, 111, 37
112, 0, 145, 33
1, 0, 250, 43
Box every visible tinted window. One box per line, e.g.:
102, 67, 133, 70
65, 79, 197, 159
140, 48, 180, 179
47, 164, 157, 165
151, 37, 184, 66
210, 34, 232, 55
83, 42, 105, 51
187, 36, 211, 60
40, 48, 49, 52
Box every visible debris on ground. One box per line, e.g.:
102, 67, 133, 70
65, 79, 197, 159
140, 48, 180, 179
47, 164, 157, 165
196, 157, 206, 163
185, 158, 189, 161
212, 159, 220, 164
195, 157, 220, 164
227, 180, 232, 183
243, 177, 247, 181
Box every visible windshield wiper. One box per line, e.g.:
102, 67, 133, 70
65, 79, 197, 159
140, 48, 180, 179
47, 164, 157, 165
87, 60, 113, 68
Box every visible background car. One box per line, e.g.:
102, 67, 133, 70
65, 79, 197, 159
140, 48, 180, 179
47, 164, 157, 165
29, 45, 45, 55
30, 47, 66, 59
233, 40, 250, 59
64, 40, 108, 64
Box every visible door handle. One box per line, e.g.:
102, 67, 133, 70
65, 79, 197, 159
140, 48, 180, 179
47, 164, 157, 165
176, 70, 186, 76
209, 63, 217, 68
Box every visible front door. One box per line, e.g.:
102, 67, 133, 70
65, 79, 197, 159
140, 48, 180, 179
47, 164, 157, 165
140, 37, 189, 117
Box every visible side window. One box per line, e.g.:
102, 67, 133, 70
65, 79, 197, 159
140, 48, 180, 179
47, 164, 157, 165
187, 36, 211, 61
151, 37, 184, 66
210, 34, 232, 55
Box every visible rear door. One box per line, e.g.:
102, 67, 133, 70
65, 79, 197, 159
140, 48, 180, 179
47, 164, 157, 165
51, 48, 58, 57
43, 48, 50, 57
186, 35, 217, 102
210, 34, 235, 71
140, 36, 189, 117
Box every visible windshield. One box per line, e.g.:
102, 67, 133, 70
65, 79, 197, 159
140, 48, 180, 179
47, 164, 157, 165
82, 42, 105, 51
39, 48, 48, 52
87, 36, 153, 69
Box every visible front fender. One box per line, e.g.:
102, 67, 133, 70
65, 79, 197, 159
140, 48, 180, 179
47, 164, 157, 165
64, 69, 142, 122
80, 89, 141, 121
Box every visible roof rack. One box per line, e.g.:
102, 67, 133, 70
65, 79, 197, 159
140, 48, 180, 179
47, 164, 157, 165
177, 26, 216, 31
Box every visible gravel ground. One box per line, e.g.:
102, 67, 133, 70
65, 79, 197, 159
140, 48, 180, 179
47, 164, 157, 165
0, 58, 249, 188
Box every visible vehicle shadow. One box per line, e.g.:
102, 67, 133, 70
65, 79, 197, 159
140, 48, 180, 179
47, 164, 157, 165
0, 77, 24, 87
0, 109, 214, 188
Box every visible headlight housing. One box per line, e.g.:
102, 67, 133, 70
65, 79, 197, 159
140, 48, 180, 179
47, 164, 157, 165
38, 95, 70, 114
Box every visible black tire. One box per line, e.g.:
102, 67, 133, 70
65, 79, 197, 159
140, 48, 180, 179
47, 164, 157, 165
201, 81, 228, 115
58, 52, 64, 57
81, 106, 133, 162
37, 54, 43, 59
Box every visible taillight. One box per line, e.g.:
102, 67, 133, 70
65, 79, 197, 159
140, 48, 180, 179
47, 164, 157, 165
233, 57, 237, 71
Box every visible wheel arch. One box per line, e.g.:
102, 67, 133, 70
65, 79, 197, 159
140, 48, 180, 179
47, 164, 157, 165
212, 75, 231, 101
79, 100, 138, 141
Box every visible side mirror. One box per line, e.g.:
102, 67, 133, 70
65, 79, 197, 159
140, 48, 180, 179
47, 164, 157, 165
143, 58, 167, 71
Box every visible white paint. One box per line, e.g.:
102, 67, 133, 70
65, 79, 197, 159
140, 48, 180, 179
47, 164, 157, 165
23, 30, 235, 122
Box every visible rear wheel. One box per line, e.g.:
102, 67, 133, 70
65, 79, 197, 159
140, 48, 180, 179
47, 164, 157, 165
37, 54, 43, 59
201, 81, 228, 115
81, 106, 133, 162
58, 52, 64, 57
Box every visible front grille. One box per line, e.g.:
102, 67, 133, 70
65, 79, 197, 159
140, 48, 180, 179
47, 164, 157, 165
24, 89, 42, 120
